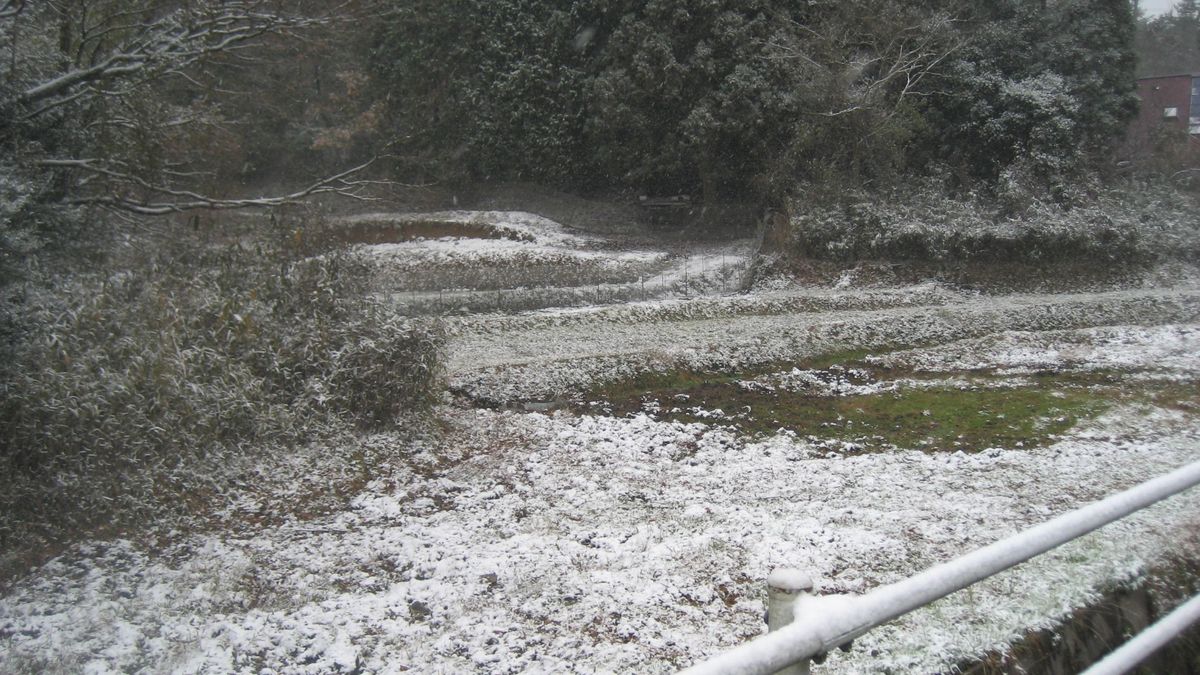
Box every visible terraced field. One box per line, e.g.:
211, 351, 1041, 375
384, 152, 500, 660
3, 210, 1199, 674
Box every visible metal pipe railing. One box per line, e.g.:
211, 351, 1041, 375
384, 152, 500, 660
681, 459, 1200, 675
1080, 592, 1200, 675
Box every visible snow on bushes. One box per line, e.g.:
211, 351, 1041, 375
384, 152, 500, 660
0, 233, 444, 561
786, 181, 1200, 265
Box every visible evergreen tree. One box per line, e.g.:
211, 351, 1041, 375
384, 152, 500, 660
1136, 0, 1200, 76
582, 0, 813, 200
369, 0, 1137, 206
924, 0, 1138, 200
370, 0, 588, 185
370, 0, 954, 201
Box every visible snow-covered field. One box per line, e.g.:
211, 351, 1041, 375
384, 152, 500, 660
349, 210, 756, 314
2, 212, 1200, 674
447, 286, 1200, 404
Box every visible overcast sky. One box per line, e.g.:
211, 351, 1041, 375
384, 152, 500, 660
1141, 0, 1178, 16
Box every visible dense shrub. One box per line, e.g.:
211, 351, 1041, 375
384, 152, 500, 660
786, 180, 1200, 265
0, 223, 443, 554
924, 0, 1137, 197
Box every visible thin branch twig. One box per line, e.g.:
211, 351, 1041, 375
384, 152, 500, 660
39, 156, 385, 214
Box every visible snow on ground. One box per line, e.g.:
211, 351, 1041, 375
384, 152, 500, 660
339, 211, 594, 248
440, 282, 964, 335
349, 211, 756, 311
365, 238, 667, 268
4, 211, 1200, 673
448, 287, 1200, 403
365, 239, 671, 291
872, 324, 1200, 378
356, 211, 671, 294
2, 323, 1200, 674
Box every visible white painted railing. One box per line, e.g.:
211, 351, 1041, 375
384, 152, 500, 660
681, 459, 1200, 675
1081, 592, 1200, 675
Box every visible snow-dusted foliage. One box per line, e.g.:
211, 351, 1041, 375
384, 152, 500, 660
787, 180, 1200, 265
926, 0, 1138, 198
0, 162, 41, 280
370, 0, 1138, 204
370, 0, 960, 199
0, 226, 443, 565
0, 3, 440, 574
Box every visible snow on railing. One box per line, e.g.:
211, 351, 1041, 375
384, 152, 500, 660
681, 459, 1200, 675
1080, 592, 1200, 675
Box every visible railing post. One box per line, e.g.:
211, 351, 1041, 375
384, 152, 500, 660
686, 461, 1200, 675
766, 568, 814, 675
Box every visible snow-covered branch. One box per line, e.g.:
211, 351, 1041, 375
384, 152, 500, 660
40, 156, 383, 214
15, 2, 327, 111
1, 1, 393, 223
0, 0, 21, 19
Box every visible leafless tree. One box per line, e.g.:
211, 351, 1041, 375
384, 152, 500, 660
765, 11, 962, 122
1, 0, 381, 216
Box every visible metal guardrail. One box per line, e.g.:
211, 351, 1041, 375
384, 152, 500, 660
1081, 592, 1200, 675
681, 459, 1200, 675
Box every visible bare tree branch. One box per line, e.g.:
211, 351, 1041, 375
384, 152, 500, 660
0, 0, 23, 20
3, 0, 401, 231
39, 156, 385, 214
16, 3, 327, 111
766, 12, 960, 120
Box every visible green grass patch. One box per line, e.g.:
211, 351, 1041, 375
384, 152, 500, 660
588, 349, 885, 408
721, 385, 1104, 451
579, 344, 1200, 455
584, 365, 1113, 453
